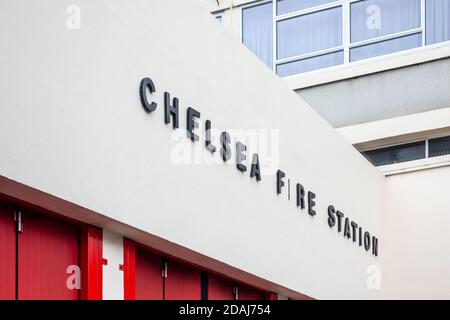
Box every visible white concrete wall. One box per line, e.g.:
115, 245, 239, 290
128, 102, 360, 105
204, 0, 450, 299
297, 58, 450, 127
0, 0, 386, 299
337, 108, 450, 146
337, 107, 450, 299
383, 166, 450, 299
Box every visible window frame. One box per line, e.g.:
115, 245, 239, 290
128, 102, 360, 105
361, 139, 427, 167
348, 0, 424, 62
214, 11, 224, 23
240, 0, 275, 69
275, 0, 345, 71
428, 135, 450, 158
240, 0, 274, 43
360, 134, 450, 167
239, 0, 450, 77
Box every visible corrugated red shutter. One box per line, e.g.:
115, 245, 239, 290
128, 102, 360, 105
122, 240, 272, 301
18, 211, 79, 300
238, 285, 265, 300
135, 248, 163, 300
208, 274, 235, 300
123, 239, 136, 300
80, 226, 103, 300
165, 261, 201, 300
0, 204, 16, 300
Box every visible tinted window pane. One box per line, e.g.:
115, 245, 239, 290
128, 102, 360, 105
429, 136, 450, 157
277, 7, 342, 59
426, 0, 450, 45
362, 141, 426, 167
242, 2, 273, 69
276, 51, 343, 76
351, 0, 420, 43
350, 33, 421, 62
277, 0, 334, 15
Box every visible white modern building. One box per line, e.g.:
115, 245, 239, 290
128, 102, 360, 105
0, 0, 449, 300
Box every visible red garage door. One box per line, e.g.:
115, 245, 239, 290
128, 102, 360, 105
0, 197, 103, 300
208, 274, 235, 300
135, 248, 164, 300
123, 240, 274, 301
208, 273, 270, 300
0, 204, 16, 300
165, 260, 201, 300
18, 210, 79, 300
124, 241, 202, 300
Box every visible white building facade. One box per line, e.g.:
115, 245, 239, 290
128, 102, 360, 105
206, 0, 450, 299
0, 0, 448, 300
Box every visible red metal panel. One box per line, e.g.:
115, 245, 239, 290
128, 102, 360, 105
135, 247, 163, 300
18, 211, 79, 300
80, 225, 103, 300
122, 239, 136, 300
265, 292, 278, 300
165, 260, 201, 300
238, 286, 266, 300
0, 204, 16, 300
208, 274, 235, 300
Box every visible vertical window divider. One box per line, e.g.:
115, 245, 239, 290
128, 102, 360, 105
272, 0, 277, 71
421, 0, 426, 46
343, 0, 351, 63
239, 3, 244, 43
425, 139, 430, 159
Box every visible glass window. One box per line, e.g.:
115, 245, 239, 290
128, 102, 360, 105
362, 141, 426, 167
429, 136, 450, 158
277, 0, 334, 15
426, 0, 450, 45
350, 33, 422, 62
240, 0, 448, 77
216, 15, 223, 23
277, 7, 342, 59
276, 51, 343, 76
351, 0, 421, 43
242, 2, 273, 69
